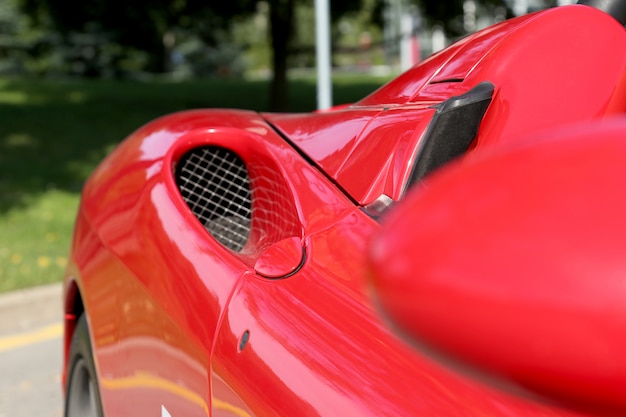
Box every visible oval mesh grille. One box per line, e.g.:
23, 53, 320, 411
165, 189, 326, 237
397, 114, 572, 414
176, 147, 251, 252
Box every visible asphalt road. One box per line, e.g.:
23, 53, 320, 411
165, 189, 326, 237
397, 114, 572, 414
0, 283, 63, 417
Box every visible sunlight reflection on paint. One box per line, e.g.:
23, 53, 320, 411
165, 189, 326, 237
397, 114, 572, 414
101, 374, 252, 417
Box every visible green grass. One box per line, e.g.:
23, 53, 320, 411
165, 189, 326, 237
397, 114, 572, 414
0, 73, 391, 292
0, 190, 77, 290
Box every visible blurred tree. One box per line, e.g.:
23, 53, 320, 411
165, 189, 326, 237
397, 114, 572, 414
18, 0, 366, 110
19, 0, 257, 74
0, 0, 26, 73
0, 0, 48, 75
268, 0, 295, 110
267, 0, 363, 110
414, 0, 510, 36
21, 0, 514, 109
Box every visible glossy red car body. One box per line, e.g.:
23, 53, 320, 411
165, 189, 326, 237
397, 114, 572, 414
63, 4, 626, 417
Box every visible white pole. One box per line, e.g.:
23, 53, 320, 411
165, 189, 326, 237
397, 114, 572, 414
513, 0, 528, 16
432, 25, 445, 53
463, 0, 477, 33
400, 12, 412, 71
315, 0, 332, 110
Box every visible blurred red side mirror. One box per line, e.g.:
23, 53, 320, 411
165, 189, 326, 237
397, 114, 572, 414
369, 121, 626, 414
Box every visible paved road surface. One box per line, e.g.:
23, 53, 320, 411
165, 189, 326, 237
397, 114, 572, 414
0, 283, 63, 417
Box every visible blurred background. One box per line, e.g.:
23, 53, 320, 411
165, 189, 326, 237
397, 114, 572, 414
0, 0, 574, 293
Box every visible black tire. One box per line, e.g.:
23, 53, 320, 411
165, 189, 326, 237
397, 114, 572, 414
64, 314, 105, 417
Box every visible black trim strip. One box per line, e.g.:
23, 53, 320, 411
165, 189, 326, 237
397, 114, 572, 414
430, 78, 464, 84
406, 81, 495, 189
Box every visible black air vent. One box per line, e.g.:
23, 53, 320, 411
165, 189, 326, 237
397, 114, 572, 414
176, 147, 251, 252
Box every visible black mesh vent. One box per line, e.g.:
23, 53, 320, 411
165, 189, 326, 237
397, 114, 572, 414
176, 147, 251, 252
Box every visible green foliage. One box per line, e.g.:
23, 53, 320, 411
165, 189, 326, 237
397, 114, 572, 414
17, 0, 259, 74
0, 74, 390, 292
10, 0, 382, 109
0, 190, 77, 292
0, 0, 48, 75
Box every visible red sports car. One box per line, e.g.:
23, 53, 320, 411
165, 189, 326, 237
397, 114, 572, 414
62, 2, 626, 416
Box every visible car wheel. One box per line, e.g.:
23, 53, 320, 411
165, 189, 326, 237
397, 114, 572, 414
65, 314, 104, 417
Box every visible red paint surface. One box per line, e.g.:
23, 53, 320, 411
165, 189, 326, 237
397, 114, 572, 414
253, 237, 303, 278
267, 5, 626, 204
62, 5, 626, 417
370, 121, 626, 416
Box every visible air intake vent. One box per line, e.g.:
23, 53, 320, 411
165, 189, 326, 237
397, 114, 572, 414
176, 147, 251, 252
